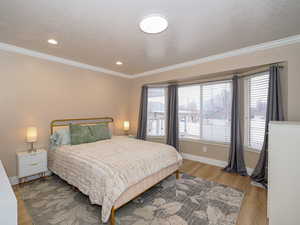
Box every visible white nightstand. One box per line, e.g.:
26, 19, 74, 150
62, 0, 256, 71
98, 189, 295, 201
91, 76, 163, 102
17, 149, 47, 183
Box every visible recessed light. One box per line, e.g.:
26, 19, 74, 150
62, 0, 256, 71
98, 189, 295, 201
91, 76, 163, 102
116, 61, 123, 65
139, 15, 168, 34
48, 39, 58, 45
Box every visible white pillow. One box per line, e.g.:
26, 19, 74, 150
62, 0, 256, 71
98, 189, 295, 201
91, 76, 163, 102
50, 128, 71, 148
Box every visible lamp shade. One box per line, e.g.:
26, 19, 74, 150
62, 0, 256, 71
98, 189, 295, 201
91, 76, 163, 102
26, 127, 37, 143
123, 121, 130, 131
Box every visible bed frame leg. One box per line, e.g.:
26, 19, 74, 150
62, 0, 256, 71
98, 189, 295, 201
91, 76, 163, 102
175, 170, 180, 180
110, 207, 116, 225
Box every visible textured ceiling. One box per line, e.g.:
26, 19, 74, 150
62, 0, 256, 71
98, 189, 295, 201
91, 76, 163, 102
0, 0, 300, 75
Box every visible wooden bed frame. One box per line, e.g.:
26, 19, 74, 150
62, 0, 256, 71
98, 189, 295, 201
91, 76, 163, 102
50, 117, 181, 225
110, 170, 180, 225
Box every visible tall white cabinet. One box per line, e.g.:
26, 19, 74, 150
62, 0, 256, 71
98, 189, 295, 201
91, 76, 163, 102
0, 160, 17, 225
268, 121, 300, 225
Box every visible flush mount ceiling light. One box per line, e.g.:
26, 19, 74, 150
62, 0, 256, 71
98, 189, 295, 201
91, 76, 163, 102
139, 15, 168, 34
116, 61, 123, 65
48, 39, 58, 45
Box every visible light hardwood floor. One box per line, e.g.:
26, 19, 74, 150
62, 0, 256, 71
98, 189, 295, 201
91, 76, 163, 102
14, 159, 267, 225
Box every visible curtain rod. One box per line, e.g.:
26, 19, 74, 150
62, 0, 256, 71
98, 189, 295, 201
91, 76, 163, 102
144, 63, 284, 87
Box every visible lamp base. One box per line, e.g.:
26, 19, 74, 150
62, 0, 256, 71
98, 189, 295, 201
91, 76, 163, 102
28, 142, 37, 153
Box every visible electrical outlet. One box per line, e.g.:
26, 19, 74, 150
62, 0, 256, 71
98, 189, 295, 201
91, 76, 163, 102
203, 146, 208, 152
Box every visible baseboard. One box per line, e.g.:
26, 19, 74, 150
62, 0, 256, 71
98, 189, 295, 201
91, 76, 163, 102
182, 153, 254, 175
9, 170, 52, 186
251, 181, 267, 189
9, 176, 19, 185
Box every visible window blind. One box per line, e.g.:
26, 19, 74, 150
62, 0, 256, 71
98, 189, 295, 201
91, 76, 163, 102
246, 72, 270, 149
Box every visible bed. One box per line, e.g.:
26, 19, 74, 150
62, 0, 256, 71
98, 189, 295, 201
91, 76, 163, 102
48, 117, 182, 225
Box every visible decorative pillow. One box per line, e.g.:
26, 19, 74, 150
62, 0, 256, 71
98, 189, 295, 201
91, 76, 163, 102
50, 128, 71, 148
69, 124, 99, 145
88, 123, 111, 141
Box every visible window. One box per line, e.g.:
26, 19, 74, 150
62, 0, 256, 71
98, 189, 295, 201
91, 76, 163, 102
178, 81, 232, 143
178, 85, 201, 138
245, 72, 270, 150
202, 82, 232, 142
147, 87, 167, 136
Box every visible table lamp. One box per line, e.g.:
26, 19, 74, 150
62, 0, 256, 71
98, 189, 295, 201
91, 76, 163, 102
123, 121, 130, 135
26, 126, 37, 152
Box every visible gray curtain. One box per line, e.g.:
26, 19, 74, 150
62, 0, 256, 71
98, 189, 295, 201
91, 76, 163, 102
223, 75, 248, 176
251, 65, 284, 187
137, 86, 148, 140
167, 84, 179, 150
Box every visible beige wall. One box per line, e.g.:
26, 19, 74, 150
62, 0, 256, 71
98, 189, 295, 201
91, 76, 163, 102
0, 50, 131, 177
129, 42, 300, 169
148, 137, 259, 169
1, 42, 300, 177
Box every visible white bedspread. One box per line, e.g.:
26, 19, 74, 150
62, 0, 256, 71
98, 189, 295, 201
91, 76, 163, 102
49, 136, 182, 222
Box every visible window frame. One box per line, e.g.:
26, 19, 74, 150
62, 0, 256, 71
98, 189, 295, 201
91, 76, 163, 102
244, 71, 270, 151
178, 80, 232, 144
146, 87, 168, 138
145, 71, 270, 151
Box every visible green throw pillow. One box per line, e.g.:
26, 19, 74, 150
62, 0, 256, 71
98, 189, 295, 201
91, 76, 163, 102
69, 124, 98, 145
88, 123, 111, 140
69, 123, 111, 145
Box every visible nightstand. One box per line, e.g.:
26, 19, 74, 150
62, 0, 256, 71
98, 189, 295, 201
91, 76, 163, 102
17, 149, 47, 183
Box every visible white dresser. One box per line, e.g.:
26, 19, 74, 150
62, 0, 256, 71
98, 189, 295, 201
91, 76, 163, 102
0, 160, 17, 225
268, 121, 300, 225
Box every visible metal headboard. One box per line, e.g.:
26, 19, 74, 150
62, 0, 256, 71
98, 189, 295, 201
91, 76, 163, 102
50, 117, 114, 134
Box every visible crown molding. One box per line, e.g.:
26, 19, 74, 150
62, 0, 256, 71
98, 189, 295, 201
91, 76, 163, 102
1, 34, 300, 79
0, 42, 131, 78
132, 34, 300, 78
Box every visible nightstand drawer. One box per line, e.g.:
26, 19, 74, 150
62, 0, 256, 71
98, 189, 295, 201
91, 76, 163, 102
19, 161, 46, 178
18, 152, 46, 165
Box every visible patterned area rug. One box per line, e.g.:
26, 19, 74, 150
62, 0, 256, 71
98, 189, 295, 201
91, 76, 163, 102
20, 174, 244, 225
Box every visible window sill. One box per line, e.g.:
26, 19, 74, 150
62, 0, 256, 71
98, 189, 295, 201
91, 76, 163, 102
179, 137, 229, 147
147, 136, 166, 139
